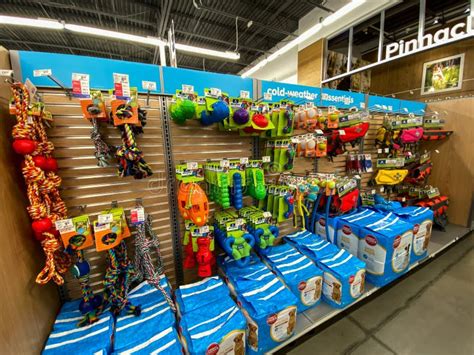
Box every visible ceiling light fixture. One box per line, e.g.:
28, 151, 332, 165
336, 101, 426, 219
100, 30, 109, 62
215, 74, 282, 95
241, 0, 366, 78
433, 16, 439, 24
0, 15, 64, 29
175, 43, 240, 60
64, 24, 165, 46
0, 15, 240, 61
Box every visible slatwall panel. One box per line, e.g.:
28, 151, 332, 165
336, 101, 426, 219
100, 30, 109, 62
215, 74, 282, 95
41, 90, 176, 299
167, 100, 255, 283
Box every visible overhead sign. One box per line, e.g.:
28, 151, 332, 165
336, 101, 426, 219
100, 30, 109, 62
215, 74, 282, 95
385, 19, 471, 59
261, 81, 320, 105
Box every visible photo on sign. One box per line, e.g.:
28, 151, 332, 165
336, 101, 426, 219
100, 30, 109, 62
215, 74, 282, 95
421, 53, 464, 95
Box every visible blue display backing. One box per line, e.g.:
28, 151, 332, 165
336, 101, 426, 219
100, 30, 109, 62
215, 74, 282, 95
17, 51, 161, 94
14, 51, 426, 113
162, 66, 253, 97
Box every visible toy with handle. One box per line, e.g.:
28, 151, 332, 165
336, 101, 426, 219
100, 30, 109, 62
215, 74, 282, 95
195, 237, 215, 277
231, 173, 243, 210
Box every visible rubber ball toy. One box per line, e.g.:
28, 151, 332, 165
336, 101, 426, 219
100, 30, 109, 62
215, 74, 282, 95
201, 100, 230, 125
170, 99, 196, 125
232, 108, 249, 125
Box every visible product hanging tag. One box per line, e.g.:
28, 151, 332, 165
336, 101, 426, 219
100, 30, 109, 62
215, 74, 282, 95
240, 90, 250, 99
130, 207, 145, 225
182, 84, 194, 94
72, 73, 90, 98
113, 73, 131, 99
33, 69, 52, 77
98, 213, 114, 224
142, 80, 157, 91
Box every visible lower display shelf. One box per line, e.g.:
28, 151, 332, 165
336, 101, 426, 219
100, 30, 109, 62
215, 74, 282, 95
268, 223, 471, 354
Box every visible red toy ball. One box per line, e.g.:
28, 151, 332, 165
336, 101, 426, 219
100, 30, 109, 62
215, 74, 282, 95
32, 217, 53, 236
252, 113, 268, 128
12, 139, 37, 155
44, 157, 59, 172
33, 156, 48, 170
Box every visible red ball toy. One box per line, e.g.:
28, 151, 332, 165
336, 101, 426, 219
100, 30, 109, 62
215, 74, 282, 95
12, 139, 37, 155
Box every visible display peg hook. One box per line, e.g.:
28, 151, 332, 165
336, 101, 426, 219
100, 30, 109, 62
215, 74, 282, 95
111, 200, 118, 208
46, 74, 72, 99
135, 198, 143, 207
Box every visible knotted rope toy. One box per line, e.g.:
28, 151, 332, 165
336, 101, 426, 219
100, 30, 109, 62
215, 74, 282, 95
134, 214, 176, 311
87, 91, 113, 167
70, 249, 103, 326
103, 240, 141, 316
11, 82, 71, 285
113, 105, 153, 179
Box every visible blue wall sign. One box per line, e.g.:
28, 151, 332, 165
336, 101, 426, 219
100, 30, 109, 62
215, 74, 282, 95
367, 96, 401, 113
162, 66, 253, 97
16, 51, 161, 94
398, 99, 426, 115
261, 80, 320, 105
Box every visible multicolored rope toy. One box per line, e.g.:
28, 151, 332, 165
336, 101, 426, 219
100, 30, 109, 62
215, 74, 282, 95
10, 82, 71, 285
90, 117, 112, 167
71, 249, 103, 326
113, 106, 153, 179
103, 241, 141, 316
134, 214, 176, 311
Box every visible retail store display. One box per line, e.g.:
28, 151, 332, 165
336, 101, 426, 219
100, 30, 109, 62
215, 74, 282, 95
11, 82, 71, 285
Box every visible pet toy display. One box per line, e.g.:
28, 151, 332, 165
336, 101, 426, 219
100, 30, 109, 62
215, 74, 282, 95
239, 206, 279, 254
10, 82, 70, 285
80, 90, 112, 167
111, 90, 153, 179
346, 153, 373, 175
182, 221, 215, 277
214, 210, 255, 267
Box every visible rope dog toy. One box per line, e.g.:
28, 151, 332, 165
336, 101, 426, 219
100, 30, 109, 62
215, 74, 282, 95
134, 214, 176, 311
11, 82, 71, 285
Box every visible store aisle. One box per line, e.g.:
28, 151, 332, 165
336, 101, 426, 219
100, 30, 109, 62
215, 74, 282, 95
287, 232, 474, 355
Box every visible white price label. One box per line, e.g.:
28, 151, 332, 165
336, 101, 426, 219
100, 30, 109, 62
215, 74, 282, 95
380, 187, 385, 193
360, 102, 366, 109
199, 225, 210, 234
377, 148, 382, 154
98, 214, 114, 224
339, 130, 346, 136
210, 88, 221, 97
402, 197, 406, 202
0, 69, 13, 77
315, 129, 324, 135
55, 219, 74, 234
371, 189, 376, 194
262, 156, 271, 163
33, 69, 52, 77
263, 93, 272, 101
186, 162, 198, 170
24, 78, 37, 102
384, 148, 390, 153
142, 80, 157, 91
220, 159, 230, 168
240, 90, 250, 99
182, 84, 194, 94
235, 218, 244, 227
72, 73, 90, 97
263, 211, 272, 218
240, 157, 249, 165
113, 73, 130, 98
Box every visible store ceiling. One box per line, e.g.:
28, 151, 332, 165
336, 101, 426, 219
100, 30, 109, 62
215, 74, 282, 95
0, 0, 330, 74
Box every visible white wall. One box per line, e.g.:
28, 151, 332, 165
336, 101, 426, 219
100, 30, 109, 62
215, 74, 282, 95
241, 0, 399, 83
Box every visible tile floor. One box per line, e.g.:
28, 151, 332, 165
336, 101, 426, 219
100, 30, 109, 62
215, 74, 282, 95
287, 232, 474, 355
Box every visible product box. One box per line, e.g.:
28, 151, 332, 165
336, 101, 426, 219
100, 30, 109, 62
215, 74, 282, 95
43, 300, 114, 354
359, 213, 414, 287
262, 243, 324, 312
336, 209, 383, 256
284, 230, 340, 261
317, 249, 366, 308
128, 275, 173, 308
175, 276, 247, 355
395, 206, 434, 265
314, 212, 341, 243
219, 255, 298, 354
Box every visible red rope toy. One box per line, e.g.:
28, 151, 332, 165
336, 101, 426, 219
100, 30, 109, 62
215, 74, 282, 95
11, 83, 71, 285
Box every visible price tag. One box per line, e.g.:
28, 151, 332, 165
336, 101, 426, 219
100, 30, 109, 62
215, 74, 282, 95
263, 211, 272, 218
182, 84, 194, 94
142, 80, 157, 91
98, 214, 114, 224
33, 69, 52, 77
113, 73, 130, 98
235, 218, 244, 227
130, 207, 145, 224
402, 197, 406, 202
199, 225, 209, 234
240, 157, 249, 165
338, 130, 346, 136
71, 73, 90, 97
94, 223, 109, 232
380, 187, 385, 193
186, 162, 198, 170
384, 148, 390, 153
262, 156, 271, 163
371, 189, 376, 194
0, 69, 13, 77
240, 90, 250, 99
263, 92, 272, 101
210, 88, 221, 97
315, 129, 324, 135
220, 159, 230, 168
377, 148, 382, 154
55, 219, 74, 234
360, 102, 366, 109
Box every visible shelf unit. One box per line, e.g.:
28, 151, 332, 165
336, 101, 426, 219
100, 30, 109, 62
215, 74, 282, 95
268, 223, 472, 354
